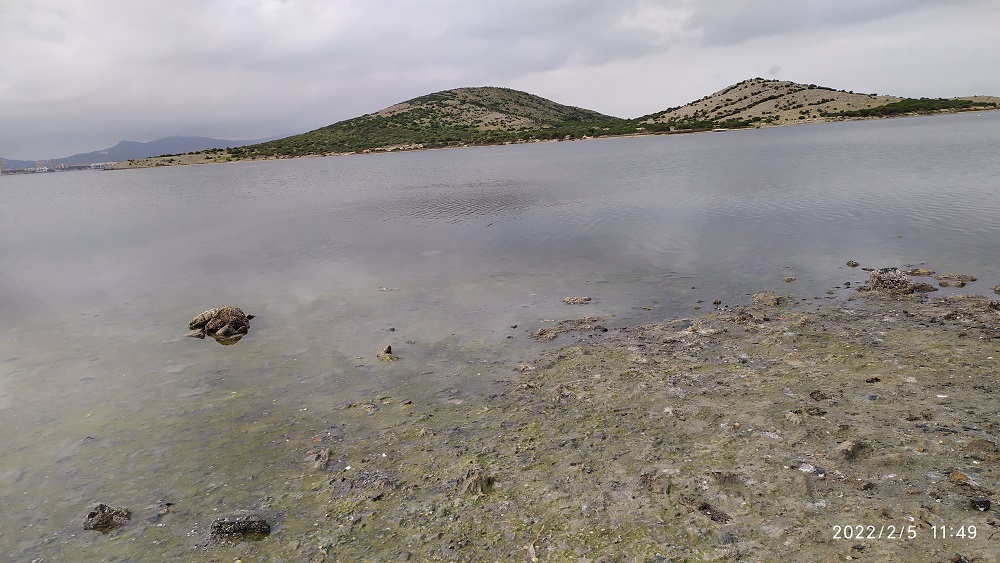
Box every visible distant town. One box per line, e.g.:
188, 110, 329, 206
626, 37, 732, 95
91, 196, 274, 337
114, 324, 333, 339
0, 161, 117, 175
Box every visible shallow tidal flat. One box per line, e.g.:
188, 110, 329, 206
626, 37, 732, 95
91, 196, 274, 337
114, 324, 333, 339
206, 286, 1000, 561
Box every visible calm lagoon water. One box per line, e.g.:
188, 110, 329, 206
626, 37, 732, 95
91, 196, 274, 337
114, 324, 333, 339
2, 111, 999, 559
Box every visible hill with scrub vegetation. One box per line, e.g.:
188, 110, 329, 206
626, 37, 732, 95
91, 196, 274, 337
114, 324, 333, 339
107, 79, 1000, 168
227, 87, 633, 159
637, 77, 1000, 130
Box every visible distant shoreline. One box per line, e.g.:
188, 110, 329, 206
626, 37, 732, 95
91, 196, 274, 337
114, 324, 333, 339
104, 106, 1000, 171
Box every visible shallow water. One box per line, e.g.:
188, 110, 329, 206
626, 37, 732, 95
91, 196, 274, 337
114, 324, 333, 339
2, 111, 1000, 559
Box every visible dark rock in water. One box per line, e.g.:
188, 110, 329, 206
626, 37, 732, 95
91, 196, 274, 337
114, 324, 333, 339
377, 345, 398, 362
911, 282, 939, 293
187, 306, 254, 345
83, 503, 130, 531
905, 267, 935, 277
563, 296, 592, 305
935, 273, 977, 284
846, 260, 860, 268
210, 510, 271, 538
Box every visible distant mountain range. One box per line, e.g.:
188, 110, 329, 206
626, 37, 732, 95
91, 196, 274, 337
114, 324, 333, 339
0, 135, 273, 169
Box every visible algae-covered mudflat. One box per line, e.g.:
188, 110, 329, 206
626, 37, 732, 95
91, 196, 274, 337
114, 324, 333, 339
239, 286, 1000, 562
20, 282, 997, 562
50, 282, 991, 562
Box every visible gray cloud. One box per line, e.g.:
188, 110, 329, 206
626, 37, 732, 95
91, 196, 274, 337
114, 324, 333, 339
684, 0, 944, 46
2, 0, 999, 160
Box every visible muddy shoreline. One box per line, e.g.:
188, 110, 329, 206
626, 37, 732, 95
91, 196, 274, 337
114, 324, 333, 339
53, 280, 1000, 561
104, 106, 1000, 171
241, 285, 998, 561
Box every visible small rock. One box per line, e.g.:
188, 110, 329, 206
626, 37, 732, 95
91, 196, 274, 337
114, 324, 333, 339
949, 470, 975, 486
936, 273, 977, 283
858, 268, 914, 295
187, 306, 254, 345
809, 390, 830, 401
83, 503, 131, 532
847, 260, 860, 268
460, 464, 493, 494
793, 463, 826, 478
377, 345, 398, 362
529, 328, 558, 341
563, 296, 592, 305
783, 277, 796, 283
729, 309, 756, 324
905, 268, 934, 276
750, 291, 780, 307
210, 510, 271, 539
348, 469, 397, 500
311, 447, 332, 470
970, 497, 991, 511
911, 282, 939, 293
835, 439, 865, 461
638, 472, 669, 494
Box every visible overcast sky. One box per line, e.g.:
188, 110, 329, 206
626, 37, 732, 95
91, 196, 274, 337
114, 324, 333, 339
3, 0, 999, 160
